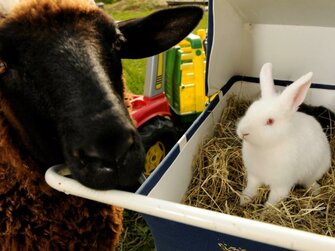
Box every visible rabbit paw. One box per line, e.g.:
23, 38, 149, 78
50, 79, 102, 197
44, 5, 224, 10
266, 187, 290, 205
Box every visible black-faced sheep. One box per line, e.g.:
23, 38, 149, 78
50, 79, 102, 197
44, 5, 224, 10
0, 0, 203, 249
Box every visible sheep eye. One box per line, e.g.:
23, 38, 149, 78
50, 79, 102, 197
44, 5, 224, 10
266, 118, 274, 125
0, 60, 7, 75
113, 39, 122, 51
113, 31, 125, 51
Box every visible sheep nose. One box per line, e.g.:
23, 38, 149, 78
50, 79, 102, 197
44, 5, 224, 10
73, 128, 137, 164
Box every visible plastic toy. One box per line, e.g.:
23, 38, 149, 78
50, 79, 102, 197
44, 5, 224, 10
129, 29, 208, 179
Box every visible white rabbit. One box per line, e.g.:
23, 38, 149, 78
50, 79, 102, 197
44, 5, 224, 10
237, 63, 331, 205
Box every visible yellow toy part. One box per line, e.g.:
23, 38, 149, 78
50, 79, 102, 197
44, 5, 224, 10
164, 29, 207, 118
144, 141, 166, 176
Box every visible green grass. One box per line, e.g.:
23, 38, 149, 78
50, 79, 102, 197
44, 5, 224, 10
118, 210, 155, 251
121, 58, 147, 94
110, 10, 153, 20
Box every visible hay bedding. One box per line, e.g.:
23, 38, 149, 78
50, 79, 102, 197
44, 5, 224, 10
183, 95, 335, 237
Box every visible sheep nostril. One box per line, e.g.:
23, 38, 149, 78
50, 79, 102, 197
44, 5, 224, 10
71, 131, 137, 165
72, 148, 102, 165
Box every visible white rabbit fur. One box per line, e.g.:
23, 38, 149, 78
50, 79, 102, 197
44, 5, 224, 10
237, 63, 331, 205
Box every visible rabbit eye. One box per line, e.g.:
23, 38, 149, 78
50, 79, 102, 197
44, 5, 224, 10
266, 118, 274, 125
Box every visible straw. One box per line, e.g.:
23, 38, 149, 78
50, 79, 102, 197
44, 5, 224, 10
183, 95, 335, 237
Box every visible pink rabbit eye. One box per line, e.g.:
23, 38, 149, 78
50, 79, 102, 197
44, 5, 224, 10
266, 118, 274, 125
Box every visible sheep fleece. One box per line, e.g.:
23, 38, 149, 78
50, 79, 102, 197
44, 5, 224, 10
0, 97, 123, 250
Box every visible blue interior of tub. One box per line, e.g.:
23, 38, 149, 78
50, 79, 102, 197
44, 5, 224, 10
142, 214, 291, 251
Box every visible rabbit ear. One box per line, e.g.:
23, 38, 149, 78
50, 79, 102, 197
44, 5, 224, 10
280, 72, 313, 112
260, 63, 276, 99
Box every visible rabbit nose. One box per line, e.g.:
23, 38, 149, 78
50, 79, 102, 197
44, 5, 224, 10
239, 132, 249, 139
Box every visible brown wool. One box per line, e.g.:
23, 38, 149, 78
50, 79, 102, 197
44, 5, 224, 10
0, 2, 124, 249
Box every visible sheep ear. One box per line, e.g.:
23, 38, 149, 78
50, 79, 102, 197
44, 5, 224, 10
117, 6, 203, 59
259, 63, 276, 99
280, 72, 313, 112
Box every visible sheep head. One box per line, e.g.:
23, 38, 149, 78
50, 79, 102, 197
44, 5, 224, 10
0, 0, 203, 189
